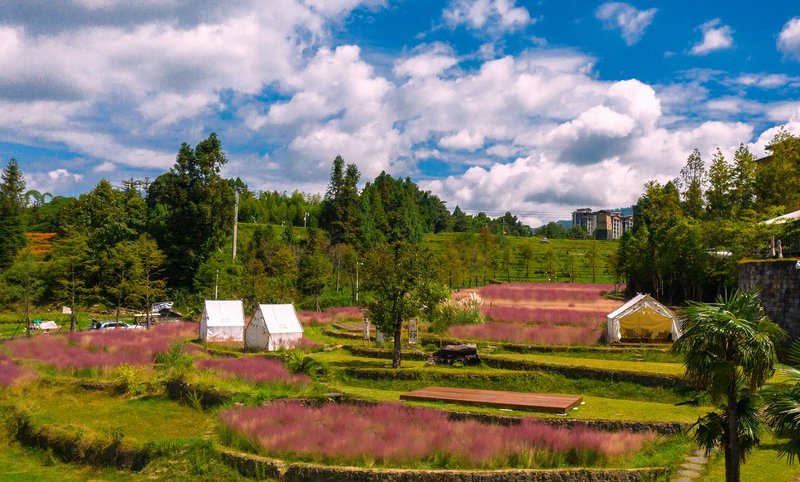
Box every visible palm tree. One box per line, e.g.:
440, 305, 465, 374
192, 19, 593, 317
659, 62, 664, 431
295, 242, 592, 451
764, 340, 800, 464
673, 290, 783, 482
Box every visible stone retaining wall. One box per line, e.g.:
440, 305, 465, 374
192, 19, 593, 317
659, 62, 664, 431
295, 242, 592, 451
739, 259, 800, 342
218, 447, 667, 482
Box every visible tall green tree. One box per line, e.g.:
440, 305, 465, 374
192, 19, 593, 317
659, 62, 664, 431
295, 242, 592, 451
148, 133, 235, 286
131, 234, 166, 329
731, 144, 756, 212
679, 148, 706, 218
673, 291, 783, 482
50, 233, 92, 332
362, 242, 446, 368
321, 156, 361, 246
103, 241, 138, 322
297, 229, 332, 311
706, 148, 733, 219
0, 158, 27, 269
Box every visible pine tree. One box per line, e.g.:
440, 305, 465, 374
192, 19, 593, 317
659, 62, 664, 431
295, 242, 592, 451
0, 159, 27, 269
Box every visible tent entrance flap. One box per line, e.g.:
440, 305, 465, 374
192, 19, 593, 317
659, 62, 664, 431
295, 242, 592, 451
618, 307, 673, 338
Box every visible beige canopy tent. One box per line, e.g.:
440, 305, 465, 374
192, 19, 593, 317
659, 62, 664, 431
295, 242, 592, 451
607, 294, 681, 343
199, 300, 245, 342
245, 304, 303, 351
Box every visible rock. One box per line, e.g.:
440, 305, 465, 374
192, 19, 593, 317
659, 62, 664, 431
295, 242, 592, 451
429, 343, 480, 366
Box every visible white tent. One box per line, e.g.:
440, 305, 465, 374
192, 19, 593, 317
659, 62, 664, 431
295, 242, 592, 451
607, 294, 681, 343
245, 304, 303, 351
200, 300, 245, 342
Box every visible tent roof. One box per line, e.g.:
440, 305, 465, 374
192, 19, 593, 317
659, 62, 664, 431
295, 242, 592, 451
607, 293, 675, 321
764, 209, 800, 225
203, 300, 244, 326
607, 293, 648, 320
256, 304, 303, 334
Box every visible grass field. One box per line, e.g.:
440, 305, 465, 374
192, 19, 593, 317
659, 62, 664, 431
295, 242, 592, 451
0, 277, 799, 481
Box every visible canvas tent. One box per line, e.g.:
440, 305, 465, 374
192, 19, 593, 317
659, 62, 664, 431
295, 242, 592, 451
607, 294, 681, 343
245, 304, 303, 351
200, 300, 245, 342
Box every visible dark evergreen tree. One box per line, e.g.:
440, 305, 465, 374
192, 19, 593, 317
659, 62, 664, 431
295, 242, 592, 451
0, 158, 27, 269
147, 133, 235, 286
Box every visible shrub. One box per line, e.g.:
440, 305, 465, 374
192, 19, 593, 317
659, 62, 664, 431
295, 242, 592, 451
429, 292, 484, 333
220, 401, 654, 469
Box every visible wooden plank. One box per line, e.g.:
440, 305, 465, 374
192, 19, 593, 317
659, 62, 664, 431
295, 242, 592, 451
400, 386, 583, 414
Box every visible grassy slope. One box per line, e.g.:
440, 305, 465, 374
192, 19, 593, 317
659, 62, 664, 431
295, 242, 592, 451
422, 232, 620, 284
699, 433, 800, 482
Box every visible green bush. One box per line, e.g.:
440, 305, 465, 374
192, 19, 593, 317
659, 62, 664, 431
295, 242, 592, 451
428, 292, 484, 333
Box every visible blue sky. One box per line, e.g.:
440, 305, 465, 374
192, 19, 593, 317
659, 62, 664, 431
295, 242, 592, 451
1, 0, 799, 224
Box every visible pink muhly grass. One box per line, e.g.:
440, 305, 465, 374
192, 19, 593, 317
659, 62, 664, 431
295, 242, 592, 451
477, 283, 622, 303
449, 322, 601, 345
0, 354, 35, 387
220, 401, 652, 468
297, 306, 363, 326
196, 357, 309, 385
482, 305, 605, 328
6, 322, 196, 370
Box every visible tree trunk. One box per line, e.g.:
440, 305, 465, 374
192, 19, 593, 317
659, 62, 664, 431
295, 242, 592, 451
391, 319, 402, 368
725, 382, 741, 482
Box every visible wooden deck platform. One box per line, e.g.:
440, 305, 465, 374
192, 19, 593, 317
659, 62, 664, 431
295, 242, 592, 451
400, 386, 583, 414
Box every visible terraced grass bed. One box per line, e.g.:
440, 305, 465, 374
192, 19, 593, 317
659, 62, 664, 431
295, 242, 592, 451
490, 352, 686, 376
698, 433, 800, 481
3, 386, 213, 444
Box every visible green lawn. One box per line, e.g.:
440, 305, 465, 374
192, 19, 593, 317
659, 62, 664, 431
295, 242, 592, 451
4, 386, 213, 444
491, 352, 686, 376
698, 434, 800, 482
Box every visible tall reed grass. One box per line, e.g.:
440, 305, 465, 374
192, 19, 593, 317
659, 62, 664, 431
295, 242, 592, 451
220, 401, 653, 469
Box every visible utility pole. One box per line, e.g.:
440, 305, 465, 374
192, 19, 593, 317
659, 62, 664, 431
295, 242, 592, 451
215, 269, 219, 300
232, 190, 239, 260
303, 212, 309, 228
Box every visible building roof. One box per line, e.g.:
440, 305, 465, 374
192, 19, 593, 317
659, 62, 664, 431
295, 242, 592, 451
203, 300, 244, 326
256, 304, 303, 334
763, 209, 800, 225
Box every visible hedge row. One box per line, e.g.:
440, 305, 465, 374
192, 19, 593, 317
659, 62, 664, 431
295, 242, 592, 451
7, 409, 151, 471
218, 447, 668, 482
344, 346, 684, 389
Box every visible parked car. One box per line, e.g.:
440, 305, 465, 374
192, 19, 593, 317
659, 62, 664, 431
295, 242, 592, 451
89, 320, 144, 330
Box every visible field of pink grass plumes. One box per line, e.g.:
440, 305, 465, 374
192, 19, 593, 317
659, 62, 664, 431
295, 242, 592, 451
449, 322, 602, 346
5, 322, 196, 370
220, 401, 653, 468
297, 306, 363, 326
0, 354, 35, 387
482, 306, 605, 328
477, 283, 619, 303
196, 357, 309, 385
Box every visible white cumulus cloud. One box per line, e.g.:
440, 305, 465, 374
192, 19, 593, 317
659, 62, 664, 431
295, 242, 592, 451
595, 2, 657, 46
443, 0, 532, 33
690, 19, 734, 55
778, 17, 800, 60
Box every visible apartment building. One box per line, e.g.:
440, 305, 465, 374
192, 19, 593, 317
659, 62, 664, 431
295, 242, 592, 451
571, 208, 633, 240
